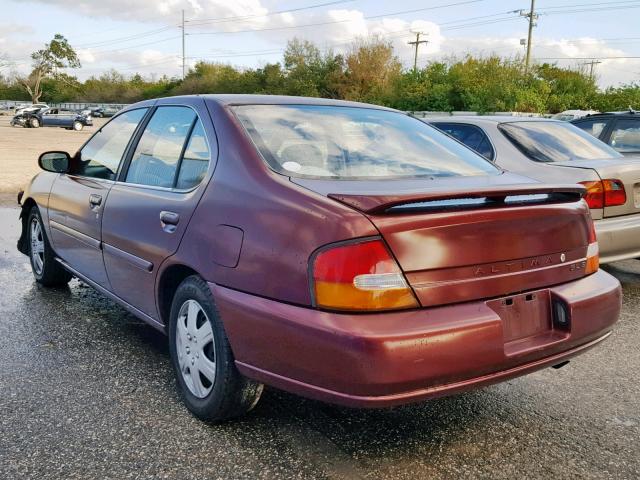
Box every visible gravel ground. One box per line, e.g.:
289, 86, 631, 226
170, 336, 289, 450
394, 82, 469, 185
0, 115, 107, 194
0, 203, 638, 480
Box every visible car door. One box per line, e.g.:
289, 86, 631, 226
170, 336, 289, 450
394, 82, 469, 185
47, 108, 149, 288
608, 117, 640, 155
100, 99, 215, 319
40, 109, 56, 127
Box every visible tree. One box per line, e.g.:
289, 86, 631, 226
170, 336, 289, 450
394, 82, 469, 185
282, 38, 343, 98
334, 37, 402, 104
20, 34, 80, 103
537, 63, 598, 112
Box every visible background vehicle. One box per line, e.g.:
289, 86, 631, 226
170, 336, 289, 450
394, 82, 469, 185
17, 96, 620, 422
23, 107, 93, 130
552, 109, 599, 121
15, 103, 49, 115
90, 106, 119, 118
572, 110, 640, 155
428, 116, 640, 263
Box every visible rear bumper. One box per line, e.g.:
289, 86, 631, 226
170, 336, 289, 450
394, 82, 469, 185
595, 214, 640, 263
211, 270, 621, 408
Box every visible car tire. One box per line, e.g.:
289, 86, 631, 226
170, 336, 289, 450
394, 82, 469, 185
29, 117, 40, 128
73, 121, 83, 131
27, 206, 72, 287
168, 275, 263, 422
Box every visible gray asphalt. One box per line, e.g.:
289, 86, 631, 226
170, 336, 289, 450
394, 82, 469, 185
0, 202, 638, 480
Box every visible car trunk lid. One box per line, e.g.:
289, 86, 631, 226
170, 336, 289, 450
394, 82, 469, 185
554, 156, 640, 218
297, 174, 593, 307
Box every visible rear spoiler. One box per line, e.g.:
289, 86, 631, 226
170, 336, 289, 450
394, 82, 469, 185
328, 184, 586, 214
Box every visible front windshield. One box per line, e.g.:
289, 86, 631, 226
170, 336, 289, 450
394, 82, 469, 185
233, 105, 499, 179
499, 121, 622, 162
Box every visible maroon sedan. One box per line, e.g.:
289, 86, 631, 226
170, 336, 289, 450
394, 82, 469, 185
17, 95, 621, 422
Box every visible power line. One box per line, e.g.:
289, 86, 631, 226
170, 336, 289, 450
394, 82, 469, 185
74, 26, 176, 49
539, 2, 640, 15
186, 0, 488, 36
84, 36, 182, 55
185, 0, 355, 27
538, 55, 640, 59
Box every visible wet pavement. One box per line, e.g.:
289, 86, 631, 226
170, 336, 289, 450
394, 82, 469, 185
0, 202, 638, 479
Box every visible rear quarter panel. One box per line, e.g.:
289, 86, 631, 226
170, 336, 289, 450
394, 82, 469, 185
163, 100, 378, 307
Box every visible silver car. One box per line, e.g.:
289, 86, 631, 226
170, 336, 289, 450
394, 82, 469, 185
427, 116, 640, 263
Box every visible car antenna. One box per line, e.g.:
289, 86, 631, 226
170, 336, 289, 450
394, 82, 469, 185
629, 106, 636, 114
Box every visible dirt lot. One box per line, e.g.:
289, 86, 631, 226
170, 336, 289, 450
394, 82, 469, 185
0, 115, 107, 194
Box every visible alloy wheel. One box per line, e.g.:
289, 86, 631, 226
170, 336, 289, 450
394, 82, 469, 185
30, 217, 45, 275
175, 299, 216, 398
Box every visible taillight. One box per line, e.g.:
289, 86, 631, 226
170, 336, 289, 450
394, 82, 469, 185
580, 179, 626, 209
603, 179, 626, 206
585, 217, 599, 275
311, 238, 419, 311
580, 181, 603, 209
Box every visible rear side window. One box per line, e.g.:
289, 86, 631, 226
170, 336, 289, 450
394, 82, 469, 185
126, 106, 197, 188
76, 108, 147, 180
610, 119, 640, 153
432, 123, 495, 160
176, 121, 211, 189
124, 106, 211, 189
499, 121, 622, 163
574, 118, 609, 138
233, 105, 498, 179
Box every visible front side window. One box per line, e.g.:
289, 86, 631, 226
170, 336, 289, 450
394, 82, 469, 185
610, 119, 640, 153
76, 108, 147, 179
432, 123, 495, 160
233, 105, 499, 179
499, 121, 622, 163
125, 106, 197, 188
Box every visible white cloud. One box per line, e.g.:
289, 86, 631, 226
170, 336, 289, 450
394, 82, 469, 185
5, 1, 640, 87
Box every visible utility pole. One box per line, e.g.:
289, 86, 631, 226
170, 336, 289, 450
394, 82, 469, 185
408, 32, 428, 73
517, 0, 538, 70
581, 59, 602, 80
181, 9, 186, 79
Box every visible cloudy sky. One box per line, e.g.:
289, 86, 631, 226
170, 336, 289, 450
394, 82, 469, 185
1, 0, 639, 87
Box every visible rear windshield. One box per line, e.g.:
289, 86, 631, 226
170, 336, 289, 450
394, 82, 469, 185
232, 105, 499, 179
499, 121, 622, 162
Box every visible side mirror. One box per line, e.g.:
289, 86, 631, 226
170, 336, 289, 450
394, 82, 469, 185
38, 151, 70, 173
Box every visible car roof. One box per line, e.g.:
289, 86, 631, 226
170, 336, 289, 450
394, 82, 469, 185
139, 94, 398, 111
581, 111, 639, 117
424, 115, 558, 125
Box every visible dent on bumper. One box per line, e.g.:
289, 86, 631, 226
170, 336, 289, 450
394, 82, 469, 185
210, 270, 621, 408
596, 214, 640, 263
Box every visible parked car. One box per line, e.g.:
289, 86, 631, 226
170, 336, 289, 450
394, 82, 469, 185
17, 95, 621, 422
572, 110, 640, 155
9, 107, 47, 127
552, 109, 598, 121
15, 103, 49, 115
90, 106, 119, 118
23, 107, 93, 130
428, 116, 640, 263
